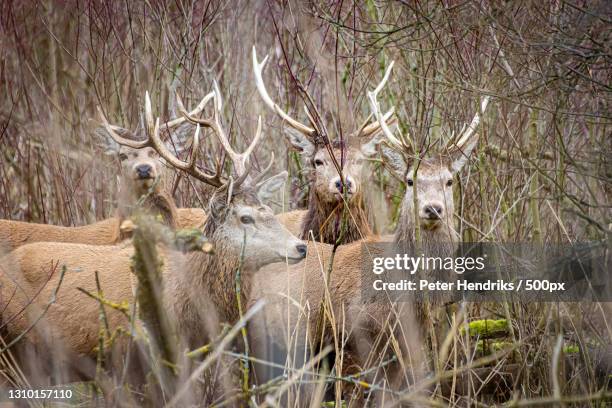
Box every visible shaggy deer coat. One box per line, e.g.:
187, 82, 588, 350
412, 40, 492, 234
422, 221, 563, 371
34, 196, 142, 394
0, 182, 299, 362
0, 205, 206, 253
249, 86, 489, 403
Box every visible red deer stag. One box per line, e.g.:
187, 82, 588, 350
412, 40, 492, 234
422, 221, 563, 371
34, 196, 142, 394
0, 94, 211, 252
253, 47, 396, 244
249, 61, 490, 404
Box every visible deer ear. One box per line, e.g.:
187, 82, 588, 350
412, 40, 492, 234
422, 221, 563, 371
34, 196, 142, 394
449, 134, 479, 173
360, 132, 383, 158
380, 144, 407, 179
361, 131, 407, 179
209, 192, 229, 220
257, 171, 288, 203
285, 129, 315, 156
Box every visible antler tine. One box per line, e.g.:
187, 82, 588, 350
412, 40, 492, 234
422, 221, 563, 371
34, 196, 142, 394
207, 83, 246, 175
252, 46, 315, 136
145, 91, 155, 140
303, 106, 322, 137
97, 106, 150, 149
366, 61, 404, 149
213, 80, 223, 113
176, 93, 214, 128
177, 82, 265, 184
450, 95, 490, 150
207, 83, 265, 180
165, 91, 215, 129
148, 113, 223, 187
373, 60, 395, 95
187, 124, 201, 168
242, 116, 264, 161
176, 86, 237, 161
356, 108, 397, 138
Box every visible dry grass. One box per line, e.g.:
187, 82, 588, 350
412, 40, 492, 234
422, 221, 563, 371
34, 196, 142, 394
0, 0, 610, 406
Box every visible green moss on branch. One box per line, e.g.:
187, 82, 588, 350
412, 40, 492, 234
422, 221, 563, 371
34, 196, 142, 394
461, 319, 511, 339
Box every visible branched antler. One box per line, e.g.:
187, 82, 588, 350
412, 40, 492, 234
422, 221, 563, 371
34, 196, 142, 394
176, 82, 267, 184
253, 46, 397, 143
144, 92, 225, 187
100, 91, 224, 187
97, 92, 214, 149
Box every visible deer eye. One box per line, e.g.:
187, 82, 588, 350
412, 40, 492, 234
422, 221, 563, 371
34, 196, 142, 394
406, 179, 414, 186
446, 179, 453, 187
240, 215, 255, 224
118, 153, 128, 161
313, 159, 324, 167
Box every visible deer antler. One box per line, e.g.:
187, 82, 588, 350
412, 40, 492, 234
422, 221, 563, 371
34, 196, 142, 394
366, 61, 406, 150
448, 96, 490, 151
98, 92, 214, 149
98, 107, 149, 149
354, 110, 397, 139
354, 65, 397, 139
144, 92, 224, 187
177, 81, 268, 185
252, 47, 316, 136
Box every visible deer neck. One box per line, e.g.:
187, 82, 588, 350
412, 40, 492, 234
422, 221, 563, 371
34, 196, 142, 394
179, 220, 255, 325
140, 190, 178, 229
117, 182, 178, 230
300, 189, 370, 244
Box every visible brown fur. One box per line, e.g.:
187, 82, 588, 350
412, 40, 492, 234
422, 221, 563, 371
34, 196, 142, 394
300, 188, 371, 244
0, 241, 135, 356
0, 218, 122, 253
253, 52, 381, 246
0, 208, 206, 253
275, 210, 305, 237
250, 149, 478, 403
0, 231, 266, 364
276, 200, 371, 244
251, 158, 463, 339
279, 140, 373, 245
0, 185, 303, 366
118, 190, 177, 229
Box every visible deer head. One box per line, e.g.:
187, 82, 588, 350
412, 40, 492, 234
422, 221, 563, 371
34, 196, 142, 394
103, 84, 308, 266
367, 63, 490, 240
252, 47, 396, 207
114, 146, 165, 196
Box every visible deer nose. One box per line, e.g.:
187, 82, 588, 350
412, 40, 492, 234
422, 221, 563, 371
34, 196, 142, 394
334, 178, 353, 194
424, 204, 443, 219
296, 244, 307, 258
136, 164, 153, 179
